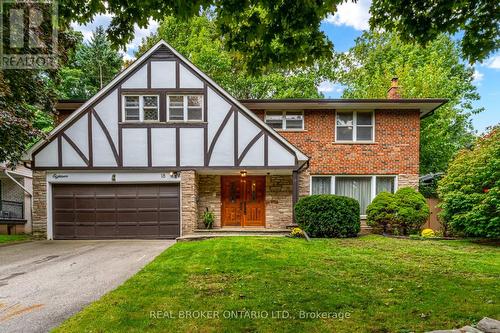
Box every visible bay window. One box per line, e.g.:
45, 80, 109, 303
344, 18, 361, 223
311, 175, 397, 215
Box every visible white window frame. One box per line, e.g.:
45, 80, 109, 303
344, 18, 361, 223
310, 175, 398, 218
122, 95, 160, 122
167, 95, 204, 122
335, 110, 375, 143
264, 110, 304, 131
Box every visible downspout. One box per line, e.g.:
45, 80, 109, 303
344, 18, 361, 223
3, 169, 33, 197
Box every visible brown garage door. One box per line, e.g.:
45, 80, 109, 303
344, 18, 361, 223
52, 184, 180, 239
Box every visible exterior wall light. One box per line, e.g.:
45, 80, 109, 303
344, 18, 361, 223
240, 170, 247, 177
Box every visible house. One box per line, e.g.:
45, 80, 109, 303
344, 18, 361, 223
23, 40, 446, 240
0, 163, 33, 234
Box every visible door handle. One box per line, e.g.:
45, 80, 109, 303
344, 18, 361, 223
244, 201, 247, 214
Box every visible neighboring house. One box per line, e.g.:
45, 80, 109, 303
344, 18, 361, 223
23, 40, 446, 239
0, 163, 33, 234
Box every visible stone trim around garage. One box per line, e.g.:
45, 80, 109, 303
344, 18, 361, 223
180, 170, 198, 236
32, 170, 47, 239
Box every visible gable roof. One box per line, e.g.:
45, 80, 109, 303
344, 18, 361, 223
25, 40, 308, 162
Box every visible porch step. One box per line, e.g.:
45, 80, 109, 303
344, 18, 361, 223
177, 228, 290, 242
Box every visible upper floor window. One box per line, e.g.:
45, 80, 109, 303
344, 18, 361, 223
168, 95, 203, 122
265, 111, 304, 130
123, 95, 159, 122
336, 111, 374, 142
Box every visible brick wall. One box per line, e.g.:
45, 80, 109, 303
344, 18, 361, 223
266, 175, 293, 229
198, 175, 221, 228
32, 170, 47, 238
253, 109, 420, 176
180, 170, 198, 235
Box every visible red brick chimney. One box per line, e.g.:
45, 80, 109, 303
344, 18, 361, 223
387, 77, 401, 99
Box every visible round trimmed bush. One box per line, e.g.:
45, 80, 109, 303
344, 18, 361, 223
366, 187, 430, 235
366, 191, 397, 234
294, 195, 360, 238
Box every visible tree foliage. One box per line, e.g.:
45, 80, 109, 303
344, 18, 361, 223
60, 0, 498, 73
438, 127, 500, 238
370, 0, 500, 64
337, 31, 481, 174
0, 1, 79, 164
137, 14, 333, 99
56, 27, 123, 99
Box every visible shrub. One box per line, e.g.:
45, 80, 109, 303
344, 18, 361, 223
394, 187, 430, 235
366, 187, 430, 235
366, 192, 397, 233
421, 228, 435, 238
294, 195, 360, 238
202, 207, 214, 229
438, 127, 500, 238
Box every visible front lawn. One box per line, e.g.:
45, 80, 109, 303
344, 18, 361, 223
0, 234, 30, 244
55, 236, 500, 333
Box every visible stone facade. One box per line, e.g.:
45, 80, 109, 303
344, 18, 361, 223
298, 169, 310, 198
265, 175, 293, 229
32, 170, 47, 239
197, 175, 221, 229
398, 174, 419, 189
180, 170, 198, 235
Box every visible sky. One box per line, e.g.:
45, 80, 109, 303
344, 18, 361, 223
72, 0, 499, 133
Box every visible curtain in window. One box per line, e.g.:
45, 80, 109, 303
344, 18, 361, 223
376, 177, 395, 194
335, 177, 371, 214
311, 177, 331, 194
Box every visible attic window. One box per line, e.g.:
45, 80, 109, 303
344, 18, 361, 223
123, 95, 159, 122
167, 95, 203, 122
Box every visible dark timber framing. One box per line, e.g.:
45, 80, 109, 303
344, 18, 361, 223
237, 131, 264, 166
61, 133, 90, 166
92, 108, 119, 166
31, 42, 305, 171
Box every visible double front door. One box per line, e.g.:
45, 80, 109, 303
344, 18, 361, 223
221, 176, 266, 227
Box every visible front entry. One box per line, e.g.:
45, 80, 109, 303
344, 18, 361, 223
221, 176, 266, 227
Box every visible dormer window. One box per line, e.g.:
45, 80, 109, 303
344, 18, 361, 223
335, 111, 374, 142
123, 95, 159, 122
167, 95, 203, 122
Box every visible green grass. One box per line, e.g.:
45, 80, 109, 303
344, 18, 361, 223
54, 236, 500, 333
0, 234, 29, 244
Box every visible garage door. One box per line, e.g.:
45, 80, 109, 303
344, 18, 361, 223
52, 184, 180, 239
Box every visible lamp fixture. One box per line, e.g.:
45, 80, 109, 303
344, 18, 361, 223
240, 170, 247, 178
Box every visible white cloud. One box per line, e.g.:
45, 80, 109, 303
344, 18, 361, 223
318, 81, 344, 94
71, 15, 158, 60
324, 0, 371, 31
484, 54, 500, 69
472, 69, 484, 84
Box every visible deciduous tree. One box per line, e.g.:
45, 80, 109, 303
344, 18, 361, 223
337, 31, 482, 174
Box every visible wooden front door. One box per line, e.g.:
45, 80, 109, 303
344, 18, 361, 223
221, 176, 266, 227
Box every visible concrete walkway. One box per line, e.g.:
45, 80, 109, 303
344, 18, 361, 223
0, 240, 174, 333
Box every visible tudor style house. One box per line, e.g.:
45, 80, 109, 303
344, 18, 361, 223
24, 40, 446, 240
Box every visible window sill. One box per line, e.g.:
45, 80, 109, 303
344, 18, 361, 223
119, 121, 206, 124
333, 141, 377, 145
275, 129, 307, 133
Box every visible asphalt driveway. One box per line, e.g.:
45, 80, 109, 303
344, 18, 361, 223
0, 239, 174, 333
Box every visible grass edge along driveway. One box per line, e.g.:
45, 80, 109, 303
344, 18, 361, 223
54, 235, 499, 333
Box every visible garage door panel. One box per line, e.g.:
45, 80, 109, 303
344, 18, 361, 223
95, 198, 116, 209
75, 225, 95, 236
95, 212, 116, 222
53, 183, 180, 239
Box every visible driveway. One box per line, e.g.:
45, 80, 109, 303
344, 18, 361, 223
0, 240, 175, 333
